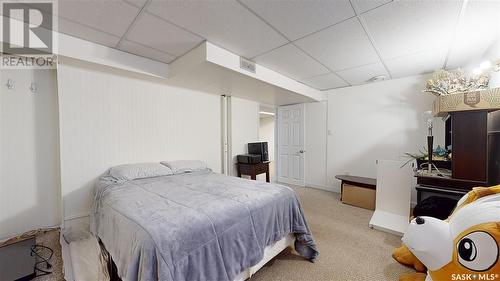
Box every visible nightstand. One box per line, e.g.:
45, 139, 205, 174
237, 161, 270, 182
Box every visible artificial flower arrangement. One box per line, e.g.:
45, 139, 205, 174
424, 69, 489, 96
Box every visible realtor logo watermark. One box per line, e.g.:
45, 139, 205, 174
1, 0, 57, 69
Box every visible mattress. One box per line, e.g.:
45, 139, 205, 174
91, 169, 318, 281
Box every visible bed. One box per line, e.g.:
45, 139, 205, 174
90, 162, 318, 281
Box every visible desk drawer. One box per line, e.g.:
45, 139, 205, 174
254, 163, 268, 174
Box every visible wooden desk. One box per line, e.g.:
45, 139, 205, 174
237, 161, 270, 182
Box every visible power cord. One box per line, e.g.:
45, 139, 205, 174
30, 244, 54, 278
418, 162, 450, 177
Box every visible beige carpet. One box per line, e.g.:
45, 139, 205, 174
249, 187, 413, 281
33, 229, 65, 281
33, 187, 413, 281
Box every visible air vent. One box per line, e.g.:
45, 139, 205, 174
366, 75, 387, 83
240, 57, 256, 73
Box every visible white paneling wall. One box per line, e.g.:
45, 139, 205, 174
230, 97, 260, 176
326, 74, 445, 203
0, 69, 61, 240
305, 101, 328, 189
57, 60, 222, 222
259, 116, 275, 162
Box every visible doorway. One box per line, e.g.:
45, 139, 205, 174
259, 106, 276, 182
277, 104, 305, 186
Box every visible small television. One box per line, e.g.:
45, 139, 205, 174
248, 142, 268, 162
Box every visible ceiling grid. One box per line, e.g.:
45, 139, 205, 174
25, 0, 498, 90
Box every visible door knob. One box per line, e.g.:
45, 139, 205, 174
299, 150, 305, 153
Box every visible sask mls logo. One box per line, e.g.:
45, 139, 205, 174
2, 1, 53, 54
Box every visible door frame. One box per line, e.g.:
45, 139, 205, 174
276, 103, 306, 187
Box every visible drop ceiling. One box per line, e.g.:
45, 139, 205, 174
13, 0, 500, 90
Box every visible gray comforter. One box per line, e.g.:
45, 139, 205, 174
91, 169, 318, 281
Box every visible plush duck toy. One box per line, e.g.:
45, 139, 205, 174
393, 185, 500, 281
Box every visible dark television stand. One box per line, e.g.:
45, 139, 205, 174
237, 161, 270, 182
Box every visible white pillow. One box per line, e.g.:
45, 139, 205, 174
161, 160, 207, 174
109, 163, 173, 181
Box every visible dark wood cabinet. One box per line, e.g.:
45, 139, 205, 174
451, 111, 488, 182
416, 109, 500, 203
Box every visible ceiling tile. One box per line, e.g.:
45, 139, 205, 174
119, 40, 176, 63
385, 49, 446, 79
58, 0, 140, 37
254, 44, 329, 80
361, 0, 462, 59
336, 62, 389, 85
1, 3, 122, 48
300, 73, 349, 90
446, 0, 500, 69
239, 0, 354, 41
123, 0, 148, 9
147, 0, 288, 58
350, 0, 392, 14
57, 18, 121, 48
295, 17, 380, 71
126, 13, 203, 57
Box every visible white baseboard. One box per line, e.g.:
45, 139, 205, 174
306, 183, 340, 193
64, 212, 90, 221
60, 231, 75, 281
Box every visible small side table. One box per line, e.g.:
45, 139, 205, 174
237, 161, 270, 182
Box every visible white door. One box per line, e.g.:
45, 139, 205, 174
277, 104, 305, 186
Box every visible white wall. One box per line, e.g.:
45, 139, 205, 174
259, 116, 275, 162
57, 60, 222, 223
230, 97, 259, 176
0, 69, 61, 240
305, 101, 328, 189
326, 74, 445, 203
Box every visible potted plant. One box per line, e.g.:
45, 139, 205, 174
403, 146, 451, 170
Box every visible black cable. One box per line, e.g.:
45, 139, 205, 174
30, 244, 54, 278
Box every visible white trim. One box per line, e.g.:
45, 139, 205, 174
226, 96, 233, 176
259, 111, 275, 116
305, 183, 326, 190
300, 103, 305, 187
64, 213, 90, 222
58, 34, 168, 78
324, 101, 329, 192
60, 231, 75, 281
221, 95, 229, 175
309, 184, 341, 193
